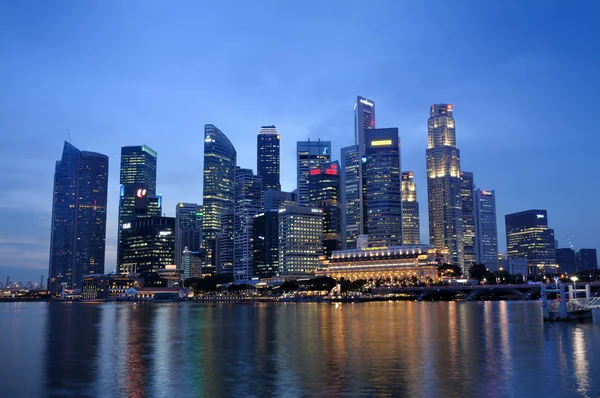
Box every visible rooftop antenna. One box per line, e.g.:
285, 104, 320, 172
67, 129, 72, 144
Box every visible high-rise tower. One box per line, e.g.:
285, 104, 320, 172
363, 128, 403, 247
309, 161, 342, 257
49, 142, 108, 293
117, 145, 157, 272
461, 172, 476, 268
233, 167, 263, 281
257, 125, 280, 191
474, 189, 498, 270
175, 203, 203, 269
401, 171, 420, 245
296, 139, 331, 205
202, 124, 236, 275
426, 104, 464, 270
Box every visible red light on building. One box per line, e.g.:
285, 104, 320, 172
309, 169, 321, 176
325, 168, 338, 175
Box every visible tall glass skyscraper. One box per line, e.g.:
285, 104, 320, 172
202, 124, 236, 275
253, 210, 279, 279
175, 203, 202, 269
257, 125, 280, 191
401, 171, 420, 245
233, 167, 263, 281
341, 145, 360, 249
309, 161, 342, 257
354, 95, 376, 155
461, 172, 476, 268
474, 189, 498, 270
49, 142, 108, 293
505, 210, 557, 274
363, 128, 403, 247
117, 145, 157, 272
296, 139, 331, 205
426, 104, 464, 270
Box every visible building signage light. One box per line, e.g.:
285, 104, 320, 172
136, 188, 147, 198
159, 231, 172, 236
371, 139, 392, 146
359, 98, 374, 107
122, 223, 131, 229
536, 214, 545, 219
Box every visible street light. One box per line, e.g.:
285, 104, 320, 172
553, 276, 559, 290
570, 276, 578, 299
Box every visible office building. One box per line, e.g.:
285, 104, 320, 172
202, 124, 236, 274
316, 246, 445, 282
309, 161, 342, 257
263, 189, 296, 211
401, 171, 420, 245
474, 189, 499, 270
354, 95, 376, 155
426, 104, 464, 270
175, 203, 202, 269
505, 210, 557, 274
257, 125, 280, 191
182, 248, 206, 280
363, 128, 403, 247
233, 167, 263, 281
461, 172, 476, 267
577, 249, 598, 272
120, 216, 175, 286
341, 145, 360, 249
117, 145, 157, 272
296, 139, 331, 205
49, 142, 108, 293
253, 210, 279, 279
556, 248, 577, 274
278, 206, 323, 276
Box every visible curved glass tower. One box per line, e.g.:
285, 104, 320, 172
202, 124, 236, 274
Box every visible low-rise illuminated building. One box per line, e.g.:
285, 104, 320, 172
315, 245, 447, 282
278, 206, 323, 276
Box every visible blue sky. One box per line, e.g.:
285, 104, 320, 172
1, 1, 598, 283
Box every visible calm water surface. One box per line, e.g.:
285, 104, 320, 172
0, 301, 599, 397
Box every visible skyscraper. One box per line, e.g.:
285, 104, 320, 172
253, 210, 279, 279
202, 124, 236, 275
117, 145, 157, 271
426, 104, 464, 270
505, 210, 557, 274
233, 167, 263, 281
120, 216, 175, 285
461, 172, 476, 267
363, 128, 403, 247
297, 139, 331, 205
263, 189, 296, 211
257, 125, 280, 191
474, 189, 498, 270
341, 145, 360, 249
175, 203, 203, 269
49, 142, 108, 293
354, 95, 376, 155
556, 248, 577, 274
309, 161, 342, 257
278, 206, 323, 276
401, 171, 420, 245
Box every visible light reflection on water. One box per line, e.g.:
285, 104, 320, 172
0, 301, 599, 397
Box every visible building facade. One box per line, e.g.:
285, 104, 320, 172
202, 124, 236, 275
119, 216, 176, 286
253, 210, 279, 279
182, 247, 206, 280
426, 104, 464, 270
309, 161, 342, 257
315, 245, 445, 282
175, 203, 202, 269
49, 142, 109, 293
117, 145, 157, 273
401, 171, 420, 245
363, 128, 403, 247
577, 249, 598, 272
461, 172, 476, 268
505, 210, 557, 274
296, 139, 331, 205
474, 189, 499, 270
341, 145, 360, 249
556, 248, 577, 274
263, 189, 296, 211
257, 125, 280, 191
233, 167, 263, 281
278, 206, 323, 276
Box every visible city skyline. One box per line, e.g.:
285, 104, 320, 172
1, 2, 599, 282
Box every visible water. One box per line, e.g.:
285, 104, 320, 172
1, 301, 599, 397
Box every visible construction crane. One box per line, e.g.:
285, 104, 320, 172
566, 235, 576, 251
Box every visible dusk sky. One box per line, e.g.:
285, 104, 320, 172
1, 1, 599, 283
